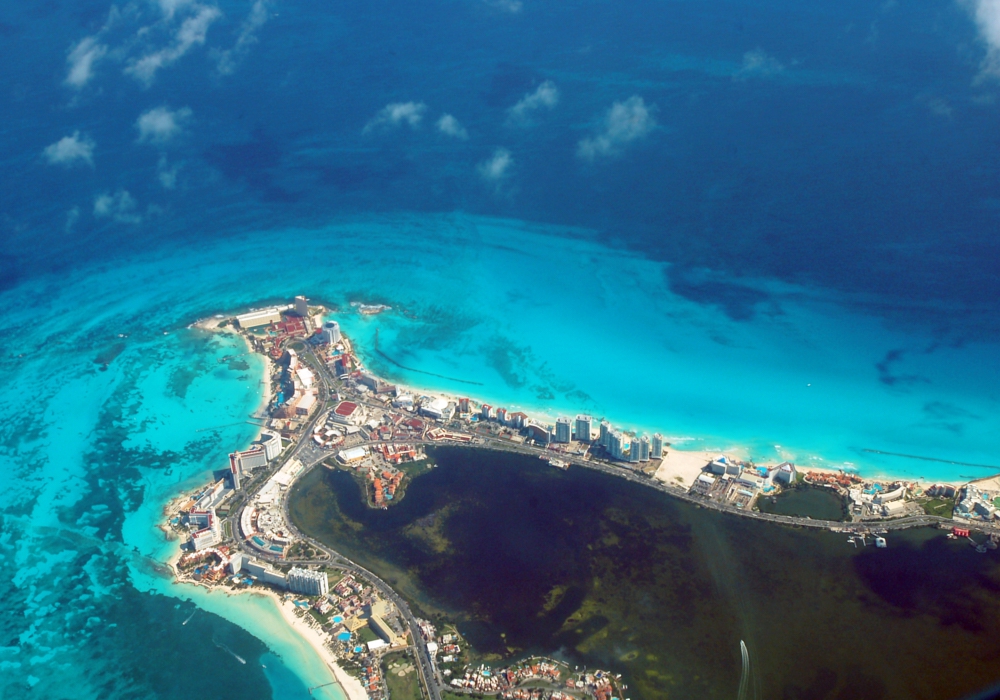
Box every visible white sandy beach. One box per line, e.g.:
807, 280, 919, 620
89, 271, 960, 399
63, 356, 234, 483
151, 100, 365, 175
256, 588, 369, 700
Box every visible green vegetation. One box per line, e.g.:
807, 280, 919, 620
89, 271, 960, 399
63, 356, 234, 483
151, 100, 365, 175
356, 625, 380, 644
383, 653, 424, 700
922, 498, 955, 518
443, 692, 484, 700
398, 458, 432, 478
286, 541, 322, 559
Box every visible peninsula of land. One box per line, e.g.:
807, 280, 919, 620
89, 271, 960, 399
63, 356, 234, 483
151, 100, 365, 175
164, 295, 1000, 700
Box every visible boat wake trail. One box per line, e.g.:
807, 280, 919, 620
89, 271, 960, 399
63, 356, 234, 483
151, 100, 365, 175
737, 640, 753, 700
213, 638, 247, 664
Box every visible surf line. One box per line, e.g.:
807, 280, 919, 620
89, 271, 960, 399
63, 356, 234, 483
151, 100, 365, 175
861, 449, 1000, 471
373, 328, 484, 386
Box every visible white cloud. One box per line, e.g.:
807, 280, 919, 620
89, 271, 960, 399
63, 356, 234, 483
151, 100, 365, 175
477, 148, 513, 181
65, 36, 108, 89
436, 114, 469, 139
735, 48, 784, 80
972, 0, 1000, 77
577, 96, 656, 161
136, 105, 192, 143
506, 80, 559, 125
157, 155, 180, 188
43, 132, 96, 167
65, 207, 81, 233
126, 5, 221, 85
157, 0, 196, 19
215, 0, 269, 75
363, 102, 427, 133
484, 0, 523, 13
93, 190, 142, 224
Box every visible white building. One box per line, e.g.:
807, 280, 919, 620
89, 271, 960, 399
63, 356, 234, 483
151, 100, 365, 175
338, 446, 368, 464
322, 321, 342, 344
190, 510, 222, 551
228, 552, 244, 575
874, 486, 906, 505
287, 567, 329, 596
882, 500, 907, 517
774, 462, 797, 485
628, 438, 641, 463
294, 295, 309, 317
554, 417, 572, 444
575, 415, 592, 443
599, 421, 611, 447
651, 433, 663, 458
638, 435, 650, 461
607, 431, 625, 460
236, 308, 281, 329
259, 431, 282, 461
244, 558, 288, 588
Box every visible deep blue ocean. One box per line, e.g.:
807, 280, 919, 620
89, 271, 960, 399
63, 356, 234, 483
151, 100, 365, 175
2, 0, 1000, 697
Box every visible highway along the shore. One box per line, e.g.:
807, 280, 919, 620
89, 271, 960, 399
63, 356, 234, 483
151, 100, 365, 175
288, 445, 1000, 700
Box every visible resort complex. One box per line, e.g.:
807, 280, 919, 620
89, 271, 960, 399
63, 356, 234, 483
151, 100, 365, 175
165, 295, 1000, 700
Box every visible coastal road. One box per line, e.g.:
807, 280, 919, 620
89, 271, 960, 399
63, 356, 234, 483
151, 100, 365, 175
230, 343, 443, 700
227, 331, 994, 700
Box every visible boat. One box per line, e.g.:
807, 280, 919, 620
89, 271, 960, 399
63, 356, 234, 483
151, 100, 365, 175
549, 458, 569, 470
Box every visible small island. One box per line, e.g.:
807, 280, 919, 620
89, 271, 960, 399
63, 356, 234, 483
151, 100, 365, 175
163, 295, 1000, 700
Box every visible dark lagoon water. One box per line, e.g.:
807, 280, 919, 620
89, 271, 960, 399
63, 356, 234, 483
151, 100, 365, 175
290, 447, 1000, 700
757, 486, 848, 521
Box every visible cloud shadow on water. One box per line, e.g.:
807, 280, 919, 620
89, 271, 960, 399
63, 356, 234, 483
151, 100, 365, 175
665, 266, 771, 321
203, 129, 299, 203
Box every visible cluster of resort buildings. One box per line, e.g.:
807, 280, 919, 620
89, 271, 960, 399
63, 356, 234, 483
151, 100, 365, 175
956, 483, 1000, 522
443, 658, 621, 700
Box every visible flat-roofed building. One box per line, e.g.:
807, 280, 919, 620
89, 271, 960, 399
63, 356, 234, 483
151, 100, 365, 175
338, 446, 368, 464
288, 567, 329, 596
526, 423, 550, 445
554, 417, 572, 443
883, 500, 907, 517
599, 421, 611, 447
331, 400, 363, 425
258, 431, 282, 461
575, 415, 592, 442
295, 392, 317, 416
607, 431, 625, 460
321, 321, 342, 344
651, 433, 663, 458
294, 296, 309, 317
369, 615, 400, 645
774, 462, 797, 485
874, 486, 906, 504
508, 412, 528, 429
228, 552, 244, 575
244, 558, 287, 588
236, 308, 281, 329
638, 435, 650, 462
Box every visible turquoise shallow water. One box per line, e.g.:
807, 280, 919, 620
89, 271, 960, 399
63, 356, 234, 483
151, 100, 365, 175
1, 213, 999, 698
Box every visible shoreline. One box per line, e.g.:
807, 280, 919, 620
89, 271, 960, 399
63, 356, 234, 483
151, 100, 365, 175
345, 334, 968, 490
160, 300, 990, 700
176, 318, 358, 700
165, 548, 365, 700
